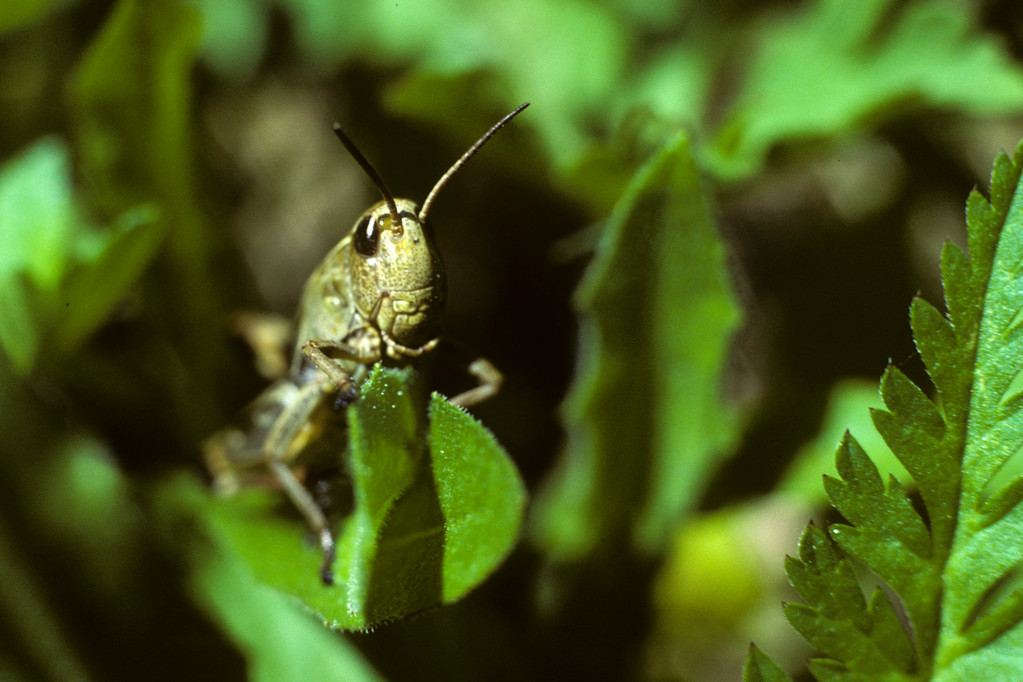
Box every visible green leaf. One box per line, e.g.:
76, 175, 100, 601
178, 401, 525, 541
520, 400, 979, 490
205, 366, 524, 629
531, 134, 742, 561
766, 140, 1023, 678
158, 478, 383, 682
193, 551, 384, 682
0, 138, 74, 291
429, 394, 527, 602
783, 525, 916, 678
743, 644, 794, 682
336, 366, 436, 626
0, 137, 162, 374
0, 137, 73, 372
706, 0, 1023, 178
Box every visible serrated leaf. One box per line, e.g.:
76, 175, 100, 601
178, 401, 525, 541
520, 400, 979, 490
878, 366, 944, 440
783, 527, 916, 678
530, 134, 741, 562
204, 366, 524, 630
793, 526, 869, 630
763, 140, 1023, 678
932, 620, 1023, 682
908, 296, 959, 405
827, 435, 931, 560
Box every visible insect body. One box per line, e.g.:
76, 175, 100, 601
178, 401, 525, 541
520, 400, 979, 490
205, 102, 529, 585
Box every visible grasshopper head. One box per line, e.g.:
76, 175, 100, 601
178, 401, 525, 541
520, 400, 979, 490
346, 197, 446, 354
330, 102, 528, 358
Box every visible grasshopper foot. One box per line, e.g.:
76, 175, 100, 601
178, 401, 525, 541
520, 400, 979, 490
332, 384, 358, 411
319, 528, 336, 586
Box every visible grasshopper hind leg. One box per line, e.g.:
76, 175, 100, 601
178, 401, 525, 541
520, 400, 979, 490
267, 458, 337, 584
259, 377, 347, 585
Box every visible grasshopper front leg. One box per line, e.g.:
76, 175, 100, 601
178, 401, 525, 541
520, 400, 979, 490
302, 336, 383, 398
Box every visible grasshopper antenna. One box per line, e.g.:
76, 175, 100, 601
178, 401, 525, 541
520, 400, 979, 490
332, 123, 403, 232
418, 101, 530, 222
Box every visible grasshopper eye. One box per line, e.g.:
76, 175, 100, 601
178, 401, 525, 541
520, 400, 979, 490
353, 214, 379, 257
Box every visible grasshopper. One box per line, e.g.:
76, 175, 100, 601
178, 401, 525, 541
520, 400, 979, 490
204, 102, 529, 585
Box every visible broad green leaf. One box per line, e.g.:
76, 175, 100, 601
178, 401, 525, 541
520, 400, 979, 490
382, 0, 624, 170
531, 134, 742, 561
191, 546, 383, 682
429, 394, 527, 602
759, 140, 1023, 678
623, 39, 713, 136
71, 0, 202, 223
336, 366, 432, 625
0, 138, 161, 374
0, 138, 74, 291
205, 366, 524, 629
706, 0, 1023, 178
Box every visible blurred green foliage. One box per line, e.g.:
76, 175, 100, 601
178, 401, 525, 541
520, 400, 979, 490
0, 0, 75, 35
0, 137, 161, 374
705, 0, 1023, 178
2, 0, 1023, 679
